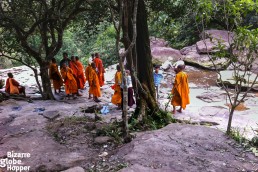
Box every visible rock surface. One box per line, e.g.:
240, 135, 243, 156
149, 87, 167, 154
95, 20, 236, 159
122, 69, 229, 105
196, 39, 229, 53
61, 166, 85, 172
117, 124, 258, 172
201, 29, 234, 43
218, 70, 258, 90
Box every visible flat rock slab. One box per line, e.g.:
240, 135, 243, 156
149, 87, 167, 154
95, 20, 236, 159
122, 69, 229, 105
218, 70, 258, 90
116, 123, 258, 172
199, 106, 228, 118
196, 91, 226, 103
42, 111, 60, 120
61, 166, 85, 172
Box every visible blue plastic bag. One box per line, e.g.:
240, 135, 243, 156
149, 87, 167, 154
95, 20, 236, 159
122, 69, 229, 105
101, 105, 109, 115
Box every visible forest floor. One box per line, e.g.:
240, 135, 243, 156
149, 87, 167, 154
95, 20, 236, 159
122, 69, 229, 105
0, 65, 258, 171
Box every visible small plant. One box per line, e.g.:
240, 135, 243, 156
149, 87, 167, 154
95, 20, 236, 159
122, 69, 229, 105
229, 127, 247, 145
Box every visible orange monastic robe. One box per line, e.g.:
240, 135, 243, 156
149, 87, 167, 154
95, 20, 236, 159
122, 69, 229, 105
94, 58, 105, 87
88, 69, 101, 97
171, 71, 190, 109
5, 78, 20, 94
111, 71, 122, 105
76, 60, 86, 89
60, 67, 78, 95
49, 63, 63, 89
85, 65, 91, 82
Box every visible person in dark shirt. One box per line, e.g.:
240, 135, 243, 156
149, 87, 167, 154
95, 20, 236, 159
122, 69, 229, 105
59, 52, 71, 67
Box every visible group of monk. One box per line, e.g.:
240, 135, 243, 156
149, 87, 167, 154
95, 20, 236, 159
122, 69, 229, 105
49, 52, 105, 101
4, 51, 189, 114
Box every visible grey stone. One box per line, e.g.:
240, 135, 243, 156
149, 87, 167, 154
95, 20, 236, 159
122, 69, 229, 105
61, 166, 85, 172
42, 111, 60, 120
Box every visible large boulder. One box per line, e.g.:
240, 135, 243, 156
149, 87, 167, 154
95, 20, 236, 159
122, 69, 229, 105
180, 45, 197, 55
183, 54, 229, 70
117, 123, 258, 172
196, 39, 230, 54
151, 47, 183, 63
201, 30, 234, 43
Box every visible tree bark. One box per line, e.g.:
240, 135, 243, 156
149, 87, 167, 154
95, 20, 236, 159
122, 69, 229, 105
39, 61, 55, 100
125, 0, 158, 120
226, 108, 235, 135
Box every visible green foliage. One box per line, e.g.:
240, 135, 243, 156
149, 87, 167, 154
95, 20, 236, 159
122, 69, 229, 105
148, 0, 200, 49
55, 24, 117, 66
229, 127, 247, 144
129, 109, 175, 131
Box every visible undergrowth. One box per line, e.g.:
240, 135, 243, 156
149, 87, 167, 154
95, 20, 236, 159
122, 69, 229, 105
229, 127, 258, 157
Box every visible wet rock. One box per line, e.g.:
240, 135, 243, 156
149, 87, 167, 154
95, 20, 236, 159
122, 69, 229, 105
94, 136, 113, 145
61, 166, 85, 172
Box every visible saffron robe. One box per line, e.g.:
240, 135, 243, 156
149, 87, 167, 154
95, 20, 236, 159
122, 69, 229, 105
76, 60, 86, 89
111, 71, 122, 105
171, 71, 190, 109
85, 65, 92, 82
5, 78, 21, 94
94, 58, 105, 87
49, 63, 63, 89
60, 67, 78, 94
88, 69, 101, 97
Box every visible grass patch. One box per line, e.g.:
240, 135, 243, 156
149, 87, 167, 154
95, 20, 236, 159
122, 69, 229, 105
96, 121, 123, 144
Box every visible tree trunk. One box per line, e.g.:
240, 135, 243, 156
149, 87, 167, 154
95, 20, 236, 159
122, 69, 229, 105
39, 61, 55, 100
226, 108, 235, 135
129, 0, 158, 120
32, 68, 43, 96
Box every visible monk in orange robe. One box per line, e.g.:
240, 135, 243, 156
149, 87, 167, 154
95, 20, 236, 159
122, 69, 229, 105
60, 63, 78, 99
75, 56, 86, 89
94, 53, 105, 87
171, 65, 190, 114
69, 56, 82, 96
111, 65, 122, 107
85, 59, 93, 99
5, 73, 26, 96
88, 63, 101, 102
49, 58, 63, 94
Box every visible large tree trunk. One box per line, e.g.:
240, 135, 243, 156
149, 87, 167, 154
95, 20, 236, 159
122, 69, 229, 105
124, 0, 158, 120
39, 61, 55, 100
